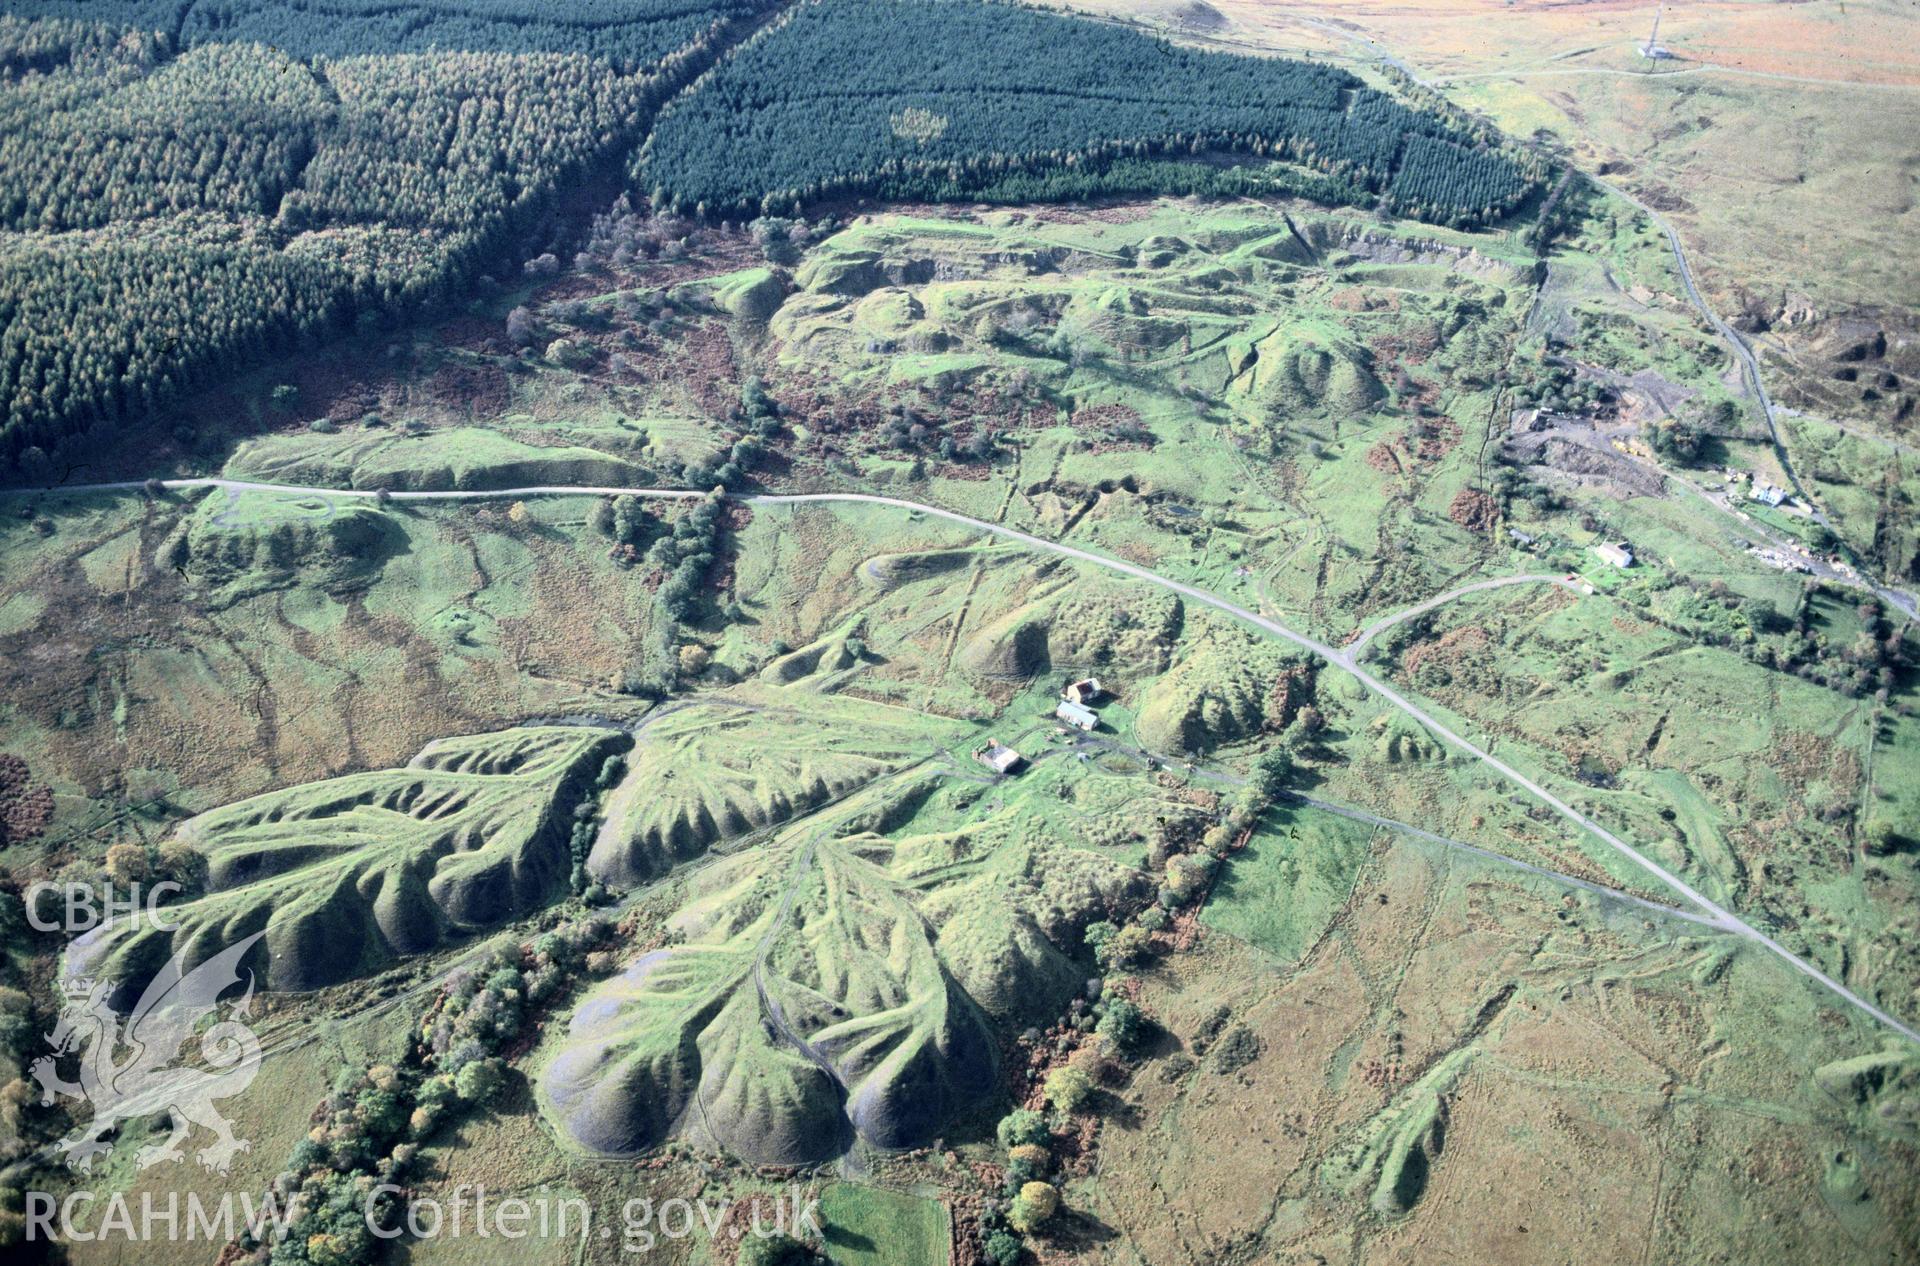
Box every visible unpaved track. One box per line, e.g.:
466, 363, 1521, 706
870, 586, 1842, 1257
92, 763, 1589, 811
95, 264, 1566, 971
1065, 727, 1717, 929
1295, 795, 1727, 931
1595, 185, 1803, 492
1345, 573, 1577, 656
1583, 189, 1915, 621
10, 475, 1917, 1044
1427, 63, 1920, 94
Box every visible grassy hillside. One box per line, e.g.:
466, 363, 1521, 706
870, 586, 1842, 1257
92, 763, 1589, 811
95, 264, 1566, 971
4, 144, 1918, 1265
544, 758, 1144, 1161
587, 695, 959, 885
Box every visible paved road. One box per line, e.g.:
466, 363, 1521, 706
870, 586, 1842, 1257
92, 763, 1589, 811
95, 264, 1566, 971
1669, 462, 1920, 620
1283, 7, 1836, 521
1295, 16, 1920, 622
1229, 1, 1868, 532
1527, 106, 1916, 620
1570, 174, 1836, 535
11, 475, 1916, 1044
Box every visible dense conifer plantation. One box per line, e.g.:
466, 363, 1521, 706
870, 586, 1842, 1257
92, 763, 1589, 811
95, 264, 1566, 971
0, 5, 758, 464
181, 0, 767, 66
3, 0, 764, 65
0, 0, 1539, 468
639, 0, 1536, 222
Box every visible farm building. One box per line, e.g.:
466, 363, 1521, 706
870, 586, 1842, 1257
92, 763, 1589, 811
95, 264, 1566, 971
1594, 541, 1635, 569
1749, 475, 1788, 508
1063, 677, 1103, 705
975, 739, 1024, 774
1055, 700, 1099, 731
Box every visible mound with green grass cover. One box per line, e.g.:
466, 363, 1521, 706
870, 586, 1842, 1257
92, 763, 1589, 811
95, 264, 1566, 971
547, 836, 997, 1161
225, 426, 656, 492
547, 814, 1144, 1161
1136, 633, 1290, 752
587, 700, 940, 885
70, 726, 627, 1005
1244, 330, 1385, 418
959, 577, 1182, 679
172, 491, 405, 603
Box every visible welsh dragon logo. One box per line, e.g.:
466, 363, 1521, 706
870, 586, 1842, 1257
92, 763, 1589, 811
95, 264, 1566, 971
30, 933, 265, 1174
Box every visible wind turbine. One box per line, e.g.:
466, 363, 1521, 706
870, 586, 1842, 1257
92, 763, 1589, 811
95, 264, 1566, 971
1639, 4, 1674, 60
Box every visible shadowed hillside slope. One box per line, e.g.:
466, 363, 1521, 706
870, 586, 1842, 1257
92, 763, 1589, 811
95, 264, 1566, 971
70, 725, 627, 1004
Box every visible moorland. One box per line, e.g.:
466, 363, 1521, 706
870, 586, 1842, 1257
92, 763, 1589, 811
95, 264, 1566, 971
1, 3, 1918, 1265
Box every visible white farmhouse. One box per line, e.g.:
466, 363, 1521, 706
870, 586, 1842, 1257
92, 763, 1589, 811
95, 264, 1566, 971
1055, 700, 1098, 731
1594, 541, 1635, 569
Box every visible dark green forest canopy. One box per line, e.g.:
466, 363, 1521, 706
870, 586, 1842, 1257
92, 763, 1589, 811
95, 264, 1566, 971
1, 0, 768, 66
0, 0, 1539, 468
639, 0, 1537, 222
0, 5, 754, 462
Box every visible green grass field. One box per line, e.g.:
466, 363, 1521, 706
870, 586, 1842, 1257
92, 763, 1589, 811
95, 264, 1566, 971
818, 1183, 950, 1266
1204, 804, 1375, 964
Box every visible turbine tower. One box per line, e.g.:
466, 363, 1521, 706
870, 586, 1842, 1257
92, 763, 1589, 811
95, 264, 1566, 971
1640, 4, 1673, 59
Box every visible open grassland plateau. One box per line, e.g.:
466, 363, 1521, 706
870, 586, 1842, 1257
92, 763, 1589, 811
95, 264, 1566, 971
1052, 0, 1920, 547
0, 490, 678, 848
1447, 69, 1920, 437
1080, 819, 1920, 1265
816, 1183, 951, 1265
1365, 576, 1920, 1032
